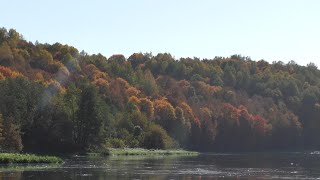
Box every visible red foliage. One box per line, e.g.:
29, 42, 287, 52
221, 103, 240, 126
252, 115, 269, 136
0, 66, 23, 79
221, 103, 270, 137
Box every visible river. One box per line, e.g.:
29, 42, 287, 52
1, 151, 320, 179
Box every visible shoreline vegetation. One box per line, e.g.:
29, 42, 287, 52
89, 148, 199, 156
0, 148, 198, 164
0, 153, 63, 164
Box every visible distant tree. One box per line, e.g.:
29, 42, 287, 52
154, 98, 176, 134
223, 64, 236, 87
200, 107, 217, 148
210, 70, 223, 86
62, 53, 81, 73
0, 42, 14, 66
1, 27, 320, 152
140, 98, 154, 120
128, 53, 149, 69
141, 70, 158, 96
174, 107, 191, 146
8, 29, 20, 47
0, 28, 8, 44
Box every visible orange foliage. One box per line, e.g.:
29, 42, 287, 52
93, 78, 108, 94
251, 115, 269, 136
238, 105, 251, 122
200, 107, 213, 121
200, 107, 217, 141
180, 102, 201, 128
92, 71, 108, 80
128, 96, 141, 112
221, 103, 271, 137
128, 96, 141, 106
84, 64, 108, 80
195, 81, 222, 97
221, 103, 241, 126
153, 98, 177, 133
126, 87, 141, 97
0, 66, 23, 79
154, 98, 176, 121
107, 77, 131, 109
34, 72, 44, 81
0, 72, 4, 80
94, 78, 108, 87
44, 80, 66, 94
115, 77, 130, 88
140, 98, 154, 120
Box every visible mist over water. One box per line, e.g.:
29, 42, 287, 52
1, 152, 320, 179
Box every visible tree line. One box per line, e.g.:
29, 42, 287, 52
0, 27, 319, 152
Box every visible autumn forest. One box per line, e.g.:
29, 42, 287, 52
0, 28, 319, 153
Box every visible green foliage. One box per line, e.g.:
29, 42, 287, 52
0, 153, 62, 164
140, 70, 158, 96
0, 115, 22, 153
1, 27, 320, 153
143, 124, 174, 149
0, 42, 14, 66
3, 119, 23, 152
223, 64, 236, 87
75, 85, 106, 149
105, 138, 126, 148
7, 29, 20, 47
101, 148, 198, 156
62, 53, 81, 73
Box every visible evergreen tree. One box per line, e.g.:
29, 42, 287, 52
76, 85, 106, 149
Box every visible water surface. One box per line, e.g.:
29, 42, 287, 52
1, 152, 320, 179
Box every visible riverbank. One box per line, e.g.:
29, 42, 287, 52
89, 148, 199, 156
0, 153, 63, 164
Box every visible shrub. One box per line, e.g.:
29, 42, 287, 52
105, 138, 126, 148
143, 124, 174, 149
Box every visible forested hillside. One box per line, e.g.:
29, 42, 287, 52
0, 28, 319, 153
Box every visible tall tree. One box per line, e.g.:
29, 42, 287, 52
76, 85, 106, 149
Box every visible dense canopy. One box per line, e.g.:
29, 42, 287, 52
0, 28, 319, 153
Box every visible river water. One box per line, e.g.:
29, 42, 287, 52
1, 152, 320, 179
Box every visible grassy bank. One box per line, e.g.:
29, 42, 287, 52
89, 148, 199, 156
0, 153, 63, 164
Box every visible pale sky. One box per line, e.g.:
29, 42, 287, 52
2, 0, 319, 67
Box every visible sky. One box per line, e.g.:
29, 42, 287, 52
1, 0, 319, 67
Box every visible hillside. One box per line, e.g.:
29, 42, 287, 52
0, 28, 320, 152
